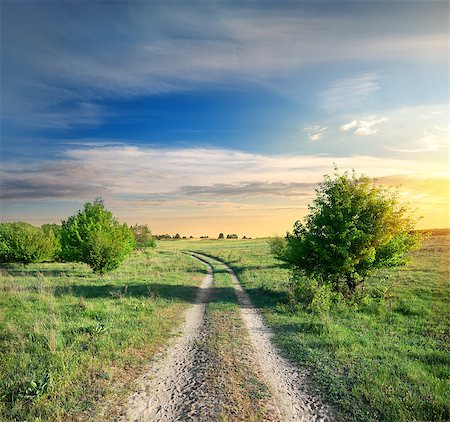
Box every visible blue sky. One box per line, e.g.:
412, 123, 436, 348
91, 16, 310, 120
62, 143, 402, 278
1, 1, 449, 235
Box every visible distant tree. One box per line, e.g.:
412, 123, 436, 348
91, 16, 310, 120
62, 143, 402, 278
226, 234, 238, 239
61, 198, 135, 273
189, 236, 194, 239
131, 224, 156, 249
218, 233, 224, 239
0, 222, 57, 264
174, 233, 181, 239
270, 169, 421, 296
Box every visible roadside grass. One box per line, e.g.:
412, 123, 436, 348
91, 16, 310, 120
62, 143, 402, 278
198, 255, 278, 421
0, 249, 205, 421
165, 235, 450, 421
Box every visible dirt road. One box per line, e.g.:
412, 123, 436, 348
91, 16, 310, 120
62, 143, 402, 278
121, 253, 336, 421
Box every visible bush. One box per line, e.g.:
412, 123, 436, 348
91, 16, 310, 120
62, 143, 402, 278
61, 198, 135, 273
0, 222, 57, 264
271, 169, 422, 297
131, 224, 156, 249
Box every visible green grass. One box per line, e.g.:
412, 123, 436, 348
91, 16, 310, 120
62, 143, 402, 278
0, 249, 205, 421
166, 236, 450, 421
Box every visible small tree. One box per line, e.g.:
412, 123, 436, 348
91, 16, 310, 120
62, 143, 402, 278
61, 198, 135, 273
218, 233, 224, 239
42, 224, 62, 260
131, 224, 156, 249
0, 222, 57, 264
271, 169, 421, 296
226, 234, 238, 239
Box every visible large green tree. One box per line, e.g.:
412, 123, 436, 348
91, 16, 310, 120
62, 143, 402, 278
61, 198, 135, 273
271, 170, 421, 296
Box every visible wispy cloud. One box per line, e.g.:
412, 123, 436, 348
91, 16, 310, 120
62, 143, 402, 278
319, 74, 380, 112
303, 125, 327, 142
2, 145, 448, 233
387, 130, 449, 153
1, 145, 437, 204
2, 2, 448, 131
341, 116, 388, 136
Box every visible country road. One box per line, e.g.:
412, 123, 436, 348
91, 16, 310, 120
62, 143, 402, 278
121, 253, 336, 421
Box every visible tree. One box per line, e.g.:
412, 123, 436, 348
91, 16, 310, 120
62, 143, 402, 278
131, 224, 156, 249
61, 198, 135, 273
41, 224, 62, 260
174, 233, 181, 239
218, 233, 224, 239
271, 169, 421, 296
0, 222, 57, 264
226, 234, 238, 239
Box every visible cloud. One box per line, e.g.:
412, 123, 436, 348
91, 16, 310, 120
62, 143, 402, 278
319, 74, 380, 112
1, 144, 436, 204
387, 130, 449, 153
2, 2, 448, 131
303, 125, 327, 142
2, 145, 448, 233
341, 116, 388, 136
180, 181, 317, 199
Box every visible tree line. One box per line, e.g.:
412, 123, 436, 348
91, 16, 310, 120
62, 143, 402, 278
0, 198, 156, 273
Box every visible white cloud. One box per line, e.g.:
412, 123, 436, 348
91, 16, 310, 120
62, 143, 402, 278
341, 116, 388, 136
319, 74, 380, 112
303, 125, 327, 142
2, 145, 436, 204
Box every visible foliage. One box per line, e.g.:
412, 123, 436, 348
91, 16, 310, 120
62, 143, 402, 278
218, 233, 225, 239
41, 224, 62, 260
60, 198, 135, 273
226, 234, 238, 239
131, 224, 156, 249
272, 169, 422, 296
0, 222, 57, 264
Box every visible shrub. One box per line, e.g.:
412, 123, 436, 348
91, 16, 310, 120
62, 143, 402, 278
60, 198, 135, 273
0, 222, 56, 264
131, 224, 156, 249
271, 169, 422, 297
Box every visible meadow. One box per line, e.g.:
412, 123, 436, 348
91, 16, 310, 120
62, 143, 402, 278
166, 234, 450, 421
1, 234, 448, 421
0, 250, 205, 421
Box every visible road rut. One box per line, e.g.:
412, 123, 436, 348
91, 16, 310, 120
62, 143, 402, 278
121, 252, 336, 421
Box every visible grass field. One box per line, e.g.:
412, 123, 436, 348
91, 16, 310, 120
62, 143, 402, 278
165, 235, 450, 421
1, 235, 448, 421
0, 249, 205, 421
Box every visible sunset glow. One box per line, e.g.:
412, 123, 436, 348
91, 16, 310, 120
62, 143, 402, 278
1, 1, 448, 236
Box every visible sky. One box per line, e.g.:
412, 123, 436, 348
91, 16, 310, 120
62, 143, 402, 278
1, 0, 449, 237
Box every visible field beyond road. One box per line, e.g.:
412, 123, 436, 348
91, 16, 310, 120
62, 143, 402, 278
166, 234, 450, 421
0, 234, 449, 421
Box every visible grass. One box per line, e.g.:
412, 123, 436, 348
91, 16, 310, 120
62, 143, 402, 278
165, 235, 450, 421
0, 249, 205, 421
